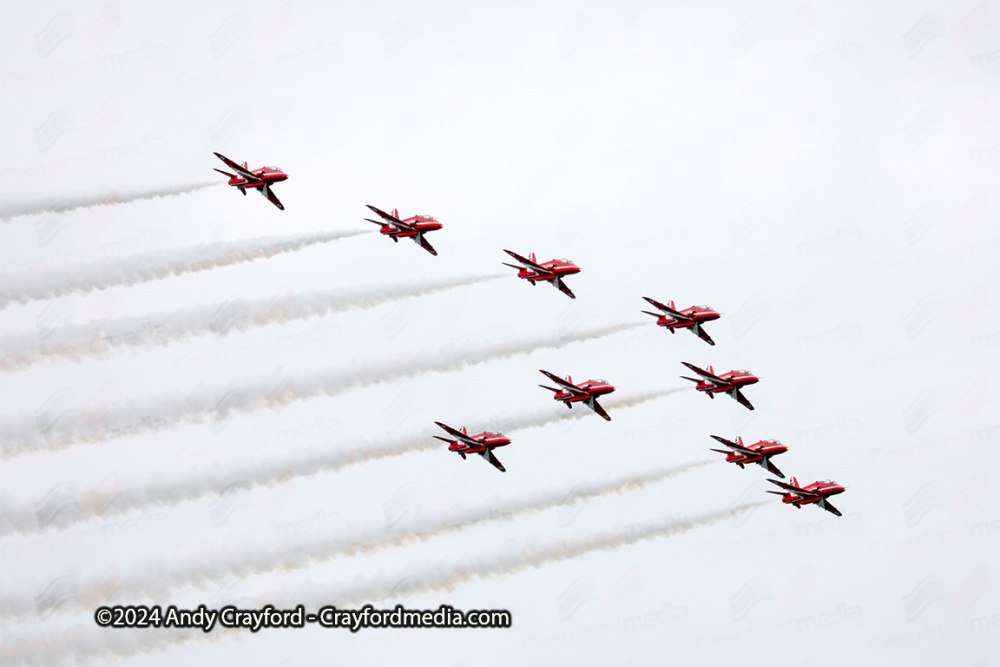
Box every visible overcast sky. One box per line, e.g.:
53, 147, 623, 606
1, 1, 998, 665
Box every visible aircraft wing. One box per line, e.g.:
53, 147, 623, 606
215, 152, 258, 181
503, 249, 547, 272
538, 370, 588, 395
643, 297, 691, 321
365, 204, 403, 224
818, 499, 842, 516
681, 362, 724, 384
763, 458, 786, 479
366, 205, 416, 233
262, 185, 284, 211
555, 278, 576, 299
710, 435, 755, 456
734, 388, 755, 411
434, 422, 480, 447
588, 397, 611, 421
484, 449, 506, 472
693, 324, 716, 346
767, 479, 819, 497
417, 234, 438, 256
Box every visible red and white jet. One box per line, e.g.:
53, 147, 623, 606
433, 421, 511, 472
538, 370, 615, 421
365, 205, 443, 256
642, 298, 721, 346
710, 435, 787, 478
213, 152, 288, 210
503, 250, 580, 299
767, 477, 845, 516
681, 362, 758, 410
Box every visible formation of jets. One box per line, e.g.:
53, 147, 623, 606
211, 154, 846, 513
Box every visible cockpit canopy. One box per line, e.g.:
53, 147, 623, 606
554, 258, 575, 264
417, 214, 436, 220
694, 305, 713, 310
589, 378, 608, 383
264, 166, 282, 171
734, 369, 749, 374
485, 431, 505, 437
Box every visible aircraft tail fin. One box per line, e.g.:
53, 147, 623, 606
530, 252, 537, 263
790, 477, 799, 488
461, 426, 468, 435
242, 161, 248, 169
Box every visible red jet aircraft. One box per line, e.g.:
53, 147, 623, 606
642, 298, 721, 346
681, 362, 758, 410
538, 370, 615, 421
710, 435, 787, 478
503, 250, 580, 299
433, 421, 511, 472
767, 477, 845, 516
365, 205, 443, 256
213, 152, 288, 210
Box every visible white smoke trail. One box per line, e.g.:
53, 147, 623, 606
0, 182, 219, 222
0, 229, 369, 309
0, 459, 712, 623
0, 388, 681, 537
0, 322, 643, 458
295, 502, 765, 608
0, 275, 505, 372
5, 503, 761, 666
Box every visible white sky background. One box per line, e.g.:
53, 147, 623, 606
0, 0, 998, 665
